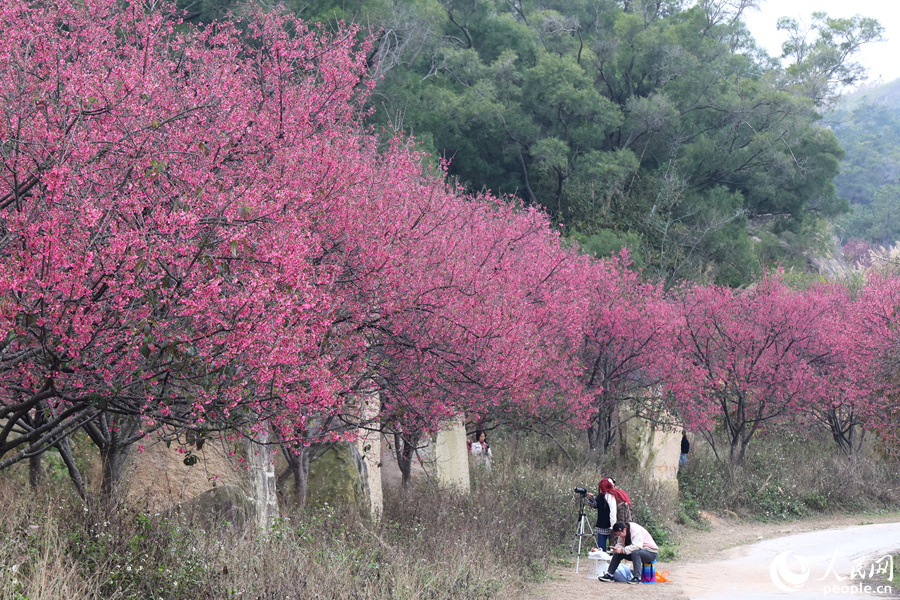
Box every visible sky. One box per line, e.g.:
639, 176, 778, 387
742, 0, 900, 86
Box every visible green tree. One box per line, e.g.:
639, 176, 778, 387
840, 184, 900, 246
827, 80, 900, 245
185, 0, 880, 286
778, 12, 884, 108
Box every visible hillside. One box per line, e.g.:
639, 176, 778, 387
829, 78, 900, 245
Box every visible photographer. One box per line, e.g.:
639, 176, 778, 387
585, 477, 631, 551
470, 430, 493, 470
598, 521, 658, 585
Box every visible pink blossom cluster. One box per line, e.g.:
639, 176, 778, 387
0, 0, 589, 467
0, 0, 898, 477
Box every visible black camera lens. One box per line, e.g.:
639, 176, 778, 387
574, 487, 586, 494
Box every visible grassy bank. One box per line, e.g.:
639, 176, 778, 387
1, 427, 897, 599
0, 437, 583, 600
677, 427, 900, 520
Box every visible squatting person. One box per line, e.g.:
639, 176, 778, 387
598, 521, 658, 584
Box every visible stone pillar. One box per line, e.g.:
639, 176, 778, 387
246, 423, 279, 530
434, 415, 470, 492
355, 389, 383, 520
619, 417, 680, 497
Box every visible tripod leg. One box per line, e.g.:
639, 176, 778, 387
571, 514, 588, 554
575, 528, 582, 573
574, 515, 591, 574
571, 497, 592, 574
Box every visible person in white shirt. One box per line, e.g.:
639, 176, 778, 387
598, 521, 658, 584
470, 430, 493, 470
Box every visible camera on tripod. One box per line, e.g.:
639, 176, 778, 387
570, 486, 593, 572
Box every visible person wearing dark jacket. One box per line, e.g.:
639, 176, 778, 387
585, 477, 632, 551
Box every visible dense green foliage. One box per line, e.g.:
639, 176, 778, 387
364, 0, 852, 286
175, 0, 882, 286
830, 80, 900, 245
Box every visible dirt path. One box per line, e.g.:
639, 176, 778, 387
525, 512, 900, 600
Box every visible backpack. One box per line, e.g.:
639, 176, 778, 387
615, 499, 633, 524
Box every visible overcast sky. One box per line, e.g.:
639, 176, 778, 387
742, 0, 900, 86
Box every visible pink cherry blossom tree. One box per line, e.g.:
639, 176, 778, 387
0, 0, 375, 496
836, 276, 900, 460
334, 174, 592, 483
666, 276, 840, 466
576, 253, 677, 456
0, 0, 598, 501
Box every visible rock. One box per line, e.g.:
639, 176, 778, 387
121, 434, 248, 509
177, 484, 255, 529
434, 416, 470, 492
307, 442, 369, 511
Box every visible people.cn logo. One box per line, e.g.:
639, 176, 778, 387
770, 551, 811, 592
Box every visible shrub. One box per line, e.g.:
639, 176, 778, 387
0, 430, 588, 600
677, 427, 900, 520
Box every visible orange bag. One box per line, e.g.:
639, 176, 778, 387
655, 570, 672, 583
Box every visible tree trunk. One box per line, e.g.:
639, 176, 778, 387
724, 395, 749, 467
246, 423, 279, 530
587, 405, 617, 455
281, 445, 313, 507
599, 406, 617, 453
56, 435, 90, 502
826, 408, 865, 461
394, 433, 416, 487
82, 413, 144, 501
27, 402, 46, 489
729, 442, 745, 467
28, 452, 41, 489
99, 436, 131, 499
729, 428, 751, 467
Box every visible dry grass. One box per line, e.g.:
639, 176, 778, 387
677, 426, 900, 519
2, 427, 894, 599
0, 435, 584, 600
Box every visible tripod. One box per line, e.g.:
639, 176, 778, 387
570, 492, 594, 573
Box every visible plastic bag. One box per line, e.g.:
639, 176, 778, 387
612, 564, 633, 582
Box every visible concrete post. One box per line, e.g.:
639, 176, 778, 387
246, 422, 279, 530
434, 415, 470, 492
355, 389, 383, 520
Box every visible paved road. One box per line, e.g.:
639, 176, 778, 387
675, 522, 900, 600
